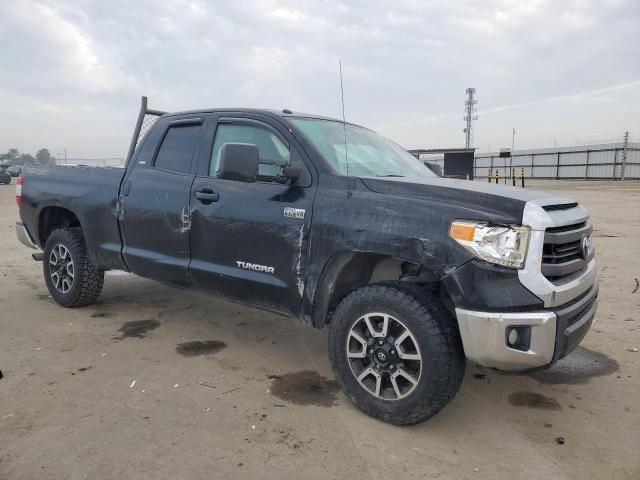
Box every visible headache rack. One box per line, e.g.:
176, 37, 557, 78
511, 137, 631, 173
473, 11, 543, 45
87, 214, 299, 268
124, 96, 167, 168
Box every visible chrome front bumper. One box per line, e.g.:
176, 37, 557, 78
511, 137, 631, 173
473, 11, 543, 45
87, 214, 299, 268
455, 308, 557, 371
456, 281, 598, 371
16, 221, 38, 249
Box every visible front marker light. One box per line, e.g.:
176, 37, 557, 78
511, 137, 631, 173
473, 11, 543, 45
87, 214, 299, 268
449, 220, 530, 269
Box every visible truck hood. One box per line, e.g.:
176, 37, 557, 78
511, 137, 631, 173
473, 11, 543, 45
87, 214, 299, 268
360, 176, 574, 224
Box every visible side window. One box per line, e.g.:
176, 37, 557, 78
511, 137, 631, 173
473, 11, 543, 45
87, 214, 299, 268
154, 124, 201, 174
210, 123, 290, 178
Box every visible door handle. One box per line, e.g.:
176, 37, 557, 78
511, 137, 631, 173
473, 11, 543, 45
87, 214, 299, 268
195, 190, 219, 202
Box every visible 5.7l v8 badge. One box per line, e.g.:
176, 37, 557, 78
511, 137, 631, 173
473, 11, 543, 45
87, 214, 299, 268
284, 207, 305, 219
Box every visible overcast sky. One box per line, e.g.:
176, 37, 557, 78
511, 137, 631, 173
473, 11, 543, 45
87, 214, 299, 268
1, 0, 638, 159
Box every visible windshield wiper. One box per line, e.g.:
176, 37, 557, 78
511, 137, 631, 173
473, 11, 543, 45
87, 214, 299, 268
376, 174, 405, 177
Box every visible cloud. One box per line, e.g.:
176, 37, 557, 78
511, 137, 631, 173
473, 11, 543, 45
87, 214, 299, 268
379, 80, 640, 129
0, 0, 135, 95
0, 0, 638, 156
268, 7, 307, 21
479, 80, 640, 115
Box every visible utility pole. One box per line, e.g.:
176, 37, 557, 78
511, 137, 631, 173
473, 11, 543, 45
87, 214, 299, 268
508, 128, 515, 184
463, 88, 478, 148
621, 131, 629, 181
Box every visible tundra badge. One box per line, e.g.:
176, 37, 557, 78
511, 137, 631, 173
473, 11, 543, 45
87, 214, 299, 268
236, 261, 275, 274
284, 207, 305, 219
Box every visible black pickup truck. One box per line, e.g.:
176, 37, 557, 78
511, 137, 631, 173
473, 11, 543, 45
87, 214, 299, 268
16, 97, 598, 425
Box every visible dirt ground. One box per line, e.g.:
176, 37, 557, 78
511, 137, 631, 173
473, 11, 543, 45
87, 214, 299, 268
1, 179, 639, 480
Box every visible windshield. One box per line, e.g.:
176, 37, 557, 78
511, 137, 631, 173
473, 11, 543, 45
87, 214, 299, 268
290, 118, 437, 178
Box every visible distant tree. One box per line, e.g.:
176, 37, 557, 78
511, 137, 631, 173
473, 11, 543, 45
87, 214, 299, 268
35, 148, 53, 165
18, 153, 36, 165
0, 148, 20, 164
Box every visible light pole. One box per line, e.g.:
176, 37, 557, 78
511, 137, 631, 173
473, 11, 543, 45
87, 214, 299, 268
508, 128, 515, 184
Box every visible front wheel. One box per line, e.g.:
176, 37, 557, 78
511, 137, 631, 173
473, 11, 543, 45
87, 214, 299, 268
328, 284, 465, 425
43, 228, 104, 307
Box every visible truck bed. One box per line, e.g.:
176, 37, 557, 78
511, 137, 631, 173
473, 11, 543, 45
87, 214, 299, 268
19, 165, 127, 270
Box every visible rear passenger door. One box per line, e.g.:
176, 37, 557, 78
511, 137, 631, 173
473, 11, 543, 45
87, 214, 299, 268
189, 114, 316, 316
120, 116, 202, 286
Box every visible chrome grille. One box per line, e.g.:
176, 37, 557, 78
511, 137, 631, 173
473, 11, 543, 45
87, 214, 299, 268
542, 221, 593, 281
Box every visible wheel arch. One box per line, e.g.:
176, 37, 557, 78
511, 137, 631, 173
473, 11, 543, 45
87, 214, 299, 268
38, 206, 82, 248
309, 252, 442, 329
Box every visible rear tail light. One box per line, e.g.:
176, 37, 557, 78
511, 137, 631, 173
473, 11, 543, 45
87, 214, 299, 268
16, 175, 23, 207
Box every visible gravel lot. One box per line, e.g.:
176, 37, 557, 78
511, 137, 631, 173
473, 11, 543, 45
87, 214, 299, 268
1, 179, 639, 480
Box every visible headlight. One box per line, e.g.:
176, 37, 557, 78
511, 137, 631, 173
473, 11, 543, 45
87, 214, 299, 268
449, 220, 530, 269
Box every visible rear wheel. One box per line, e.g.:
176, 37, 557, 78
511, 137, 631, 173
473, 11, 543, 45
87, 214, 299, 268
328, 283, 465, 425
43, 228, 104, 307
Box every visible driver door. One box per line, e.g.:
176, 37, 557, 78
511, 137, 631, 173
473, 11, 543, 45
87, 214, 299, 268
188, 115, 316, 316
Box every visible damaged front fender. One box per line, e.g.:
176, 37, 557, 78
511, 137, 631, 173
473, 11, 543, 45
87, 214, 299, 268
302, 176, 482, 327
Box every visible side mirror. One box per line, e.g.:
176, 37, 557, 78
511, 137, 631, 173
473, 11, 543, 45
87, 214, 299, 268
217, 143, 259, 182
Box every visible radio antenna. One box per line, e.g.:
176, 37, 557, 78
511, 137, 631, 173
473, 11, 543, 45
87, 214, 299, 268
339, 59, 349, 176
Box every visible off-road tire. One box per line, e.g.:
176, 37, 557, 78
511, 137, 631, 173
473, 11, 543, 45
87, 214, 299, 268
328, 283, 465, 425
43, 228, 104, 307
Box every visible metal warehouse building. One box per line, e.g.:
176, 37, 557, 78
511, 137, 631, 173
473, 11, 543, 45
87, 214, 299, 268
473, 142, 640, 180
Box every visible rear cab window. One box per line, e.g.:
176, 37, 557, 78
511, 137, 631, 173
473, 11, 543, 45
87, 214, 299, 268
154, 124, 201, 174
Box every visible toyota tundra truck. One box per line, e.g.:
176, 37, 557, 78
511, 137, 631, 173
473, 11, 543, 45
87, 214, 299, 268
15, 97, 598, 425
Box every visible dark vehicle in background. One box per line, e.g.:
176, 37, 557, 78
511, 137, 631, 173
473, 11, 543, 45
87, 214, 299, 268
15, 97, 598, 425
8, 165, 22, 177
1, 164, 14, 183
0, 171, 11, 184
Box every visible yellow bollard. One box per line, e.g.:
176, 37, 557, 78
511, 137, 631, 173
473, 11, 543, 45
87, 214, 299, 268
520, 168, 525, 188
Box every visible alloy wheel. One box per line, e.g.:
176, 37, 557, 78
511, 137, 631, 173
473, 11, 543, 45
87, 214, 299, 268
49, 244, 74, 294
346, 312, 422, 400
